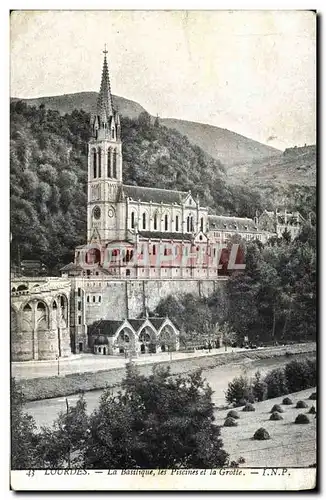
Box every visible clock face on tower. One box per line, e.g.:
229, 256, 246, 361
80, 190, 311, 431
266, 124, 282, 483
108, 208, 115, 218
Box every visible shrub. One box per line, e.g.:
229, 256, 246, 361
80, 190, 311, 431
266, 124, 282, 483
253, 428, 270, 440
285, 359, 316, 393
225, 374, 253, 406
309, 392, 317, 400
295, 414, 310, 424
242, 403, 255, 412
270, 412, 283, 421
264, 368, 288, 399
227, 410, 240, 419
282, 397, 293, 405
296, 400, 308, 409
252, 371, 268, 402
234, 398, 248, 408
270, 404, 284, 413
224, 417, 238, 427
308, 406, 316, 414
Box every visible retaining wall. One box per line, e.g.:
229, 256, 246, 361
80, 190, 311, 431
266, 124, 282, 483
16, 342, 316, 402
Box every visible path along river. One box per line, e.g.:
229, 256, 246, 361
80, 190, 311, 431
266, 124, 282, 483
26, 353, 314, 428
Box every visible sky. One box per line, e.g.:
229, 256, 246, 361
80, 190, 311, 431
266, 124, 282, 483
10, 10, 316, 150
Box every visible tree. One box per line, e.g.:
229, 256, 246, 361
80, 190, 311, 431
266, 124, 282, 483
84, 364, 229, 468
36, 396, 90, 468
11, 379, 40, 469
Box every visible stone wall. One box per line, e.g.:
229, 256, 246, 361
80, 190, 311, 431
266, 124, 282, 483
78, 278, 224, 327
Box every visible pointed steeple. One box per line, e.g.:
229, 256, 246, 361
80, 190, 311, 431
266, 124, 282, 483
96, 45, 114, 120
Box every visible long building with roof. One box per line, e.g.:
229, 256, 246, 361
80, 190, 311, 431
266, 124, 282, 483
62, 50, 280, 286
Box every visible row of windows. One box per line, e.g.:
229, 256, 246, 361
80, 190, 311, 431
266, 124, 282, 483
86, 295, 102, 303
92, 148, 118, 179
130, 213, 204, 232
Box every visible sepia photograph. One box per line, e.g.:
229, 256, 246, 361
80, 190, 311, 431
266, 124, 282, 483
9, 9, 317, 491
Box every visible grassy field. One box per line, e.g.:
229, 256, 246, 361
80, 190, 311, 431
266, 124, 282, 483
216, 387, 317, 468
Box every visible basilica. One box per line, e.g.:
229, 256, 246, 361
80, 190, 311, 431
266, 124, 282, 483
11, 50, 304, 361
61, 51, 285, 282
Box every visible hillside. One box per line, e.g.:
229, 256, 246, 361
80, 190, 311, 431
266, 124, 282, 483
227, 144, 316, 188
11, 92, 281, 168
11, 92, 147, 120
161, 118, 281, 167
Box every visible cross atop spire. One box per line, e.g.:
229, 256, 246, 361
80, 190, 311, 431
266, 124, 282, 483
96, 46, 114, 119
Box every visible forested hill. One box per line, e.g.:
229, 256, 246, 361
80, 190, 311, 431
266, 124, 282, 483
11, 92, 280, 168
10, 101, 315, 274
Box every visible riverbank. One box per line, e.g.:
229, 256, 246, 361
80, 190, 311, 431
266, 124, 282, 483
17, 342, 316, 402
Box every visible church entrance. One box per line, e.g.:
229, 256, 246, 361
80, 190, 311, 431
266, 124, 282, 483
79, 342, 83, 352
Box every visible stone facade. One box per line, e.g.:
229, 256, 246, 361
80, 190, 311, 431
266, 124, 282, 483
11, 278, 71, 361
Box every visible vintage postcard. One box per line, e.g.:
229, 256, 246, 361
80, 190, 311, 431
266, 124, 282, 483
10, 9, 317, 491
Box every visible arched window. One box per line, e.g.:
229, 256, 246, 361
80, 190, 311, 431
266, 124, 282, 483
93, 149, 97, 179
142, 212, 146, 230
164, 214, 168, 231
200, 217, 204, 232
131, 212, 135, 229
107, 148, 111, 177
154, 212, 158, 230
175, 215, 179, 232
187, 216, 190, 232
112, 150, 117, 178
37, 302, 46, 310
52, 301, 57, 309
112, 127, 115, 139
23, 303, 32, 311
98, 148, 102, 177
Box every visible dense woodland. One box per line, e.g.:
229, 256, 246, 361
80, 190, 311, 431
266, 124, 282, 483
10, 101, 316, 273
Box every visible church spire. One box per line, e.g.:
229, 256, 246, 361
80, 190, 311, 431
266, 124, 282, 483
96, 45, 114, 119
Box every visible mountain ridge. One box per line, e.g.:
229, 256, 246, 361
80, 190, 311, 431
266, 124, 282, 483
11, 91, 281, 168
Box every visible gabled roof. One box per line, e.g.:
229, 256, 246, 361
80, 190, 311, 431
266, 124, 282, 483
138, 231, 193, 241
122, 184, 188, 205
208, 215, 257, 232
88, 320, 125, 337
149, 317, 166, 330
128, 319, 146, 332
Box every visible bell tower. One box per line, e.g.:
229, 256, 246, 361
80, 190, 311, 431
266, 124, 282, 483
87, 46, 124, 244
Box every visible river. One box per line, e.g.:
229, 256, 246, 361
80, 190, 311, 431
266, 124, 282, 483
26, 353, 313, 428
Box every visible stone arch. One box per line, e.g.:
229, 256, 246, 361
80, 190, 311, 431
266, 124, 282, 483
97, 147, 102, 177
107, 147, 112, 177
36, 300, 49, 330
142, 210, 149, 231
158, 321, 179, 352
11, 306, 19, 338
112, 323, 136, 355
86, 247, 101, 264
162, 210, 171, 232
153, 210, 159, 231
92, 147, 97, 179
174, 211, 182, 232
137, 323, 157, 354
11, 303, 33, 361
56, 293, 68, 326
